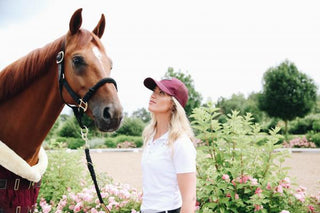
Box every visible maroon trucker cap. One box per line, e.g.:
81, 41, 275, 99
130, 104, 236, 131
143, 77, 188, 108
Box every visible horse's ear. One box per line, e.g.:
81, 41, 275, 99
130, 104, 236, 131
69, 8, 83, 35
93, 14, 105, 38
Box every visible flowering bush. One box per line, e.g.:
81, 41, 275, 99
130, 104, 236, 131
36, 149, 141, 212
36, 183, 142, 212
283, 136, 316, 148
191, 103, 319, 212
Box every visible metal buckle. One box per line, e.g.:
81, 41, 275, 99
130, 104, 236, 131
28, 181, 34, 189
14, 179, 20, 191
0, 179, 7, 189
56, 51, 65, 64
79, 99, 88, 112
15, 206, 21, 213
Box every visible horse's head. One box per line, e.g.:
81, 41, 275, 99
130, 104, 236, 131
61, 8, 122, 132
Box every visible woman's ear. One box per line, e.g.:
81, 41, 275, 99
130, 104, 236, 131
171, 102, 177, 112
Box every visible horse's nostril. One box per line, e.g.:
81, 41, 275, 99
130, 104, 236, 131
103, 107, 111, 119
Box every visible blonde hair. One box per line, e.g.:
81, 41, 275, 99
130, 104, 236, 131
142, 97, 194, 147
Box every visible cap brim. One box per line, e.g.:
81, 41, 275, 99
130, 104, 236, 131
143, 77, 173, 95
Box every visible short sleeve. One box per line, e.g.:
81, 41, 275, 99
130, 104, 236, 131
172, 135, 197, 174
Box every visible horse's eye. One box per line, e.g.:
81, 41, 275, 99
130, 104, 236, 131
72, 56, 85, 67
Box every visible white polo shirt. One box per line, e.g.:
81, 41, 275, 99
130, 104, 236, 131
141, 132, 196, 211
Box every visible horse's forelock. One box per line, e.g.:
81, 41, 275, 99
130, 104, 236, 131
67, 29, 97, 49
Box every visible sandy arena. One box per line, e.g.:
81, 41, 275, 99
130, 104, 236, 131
90, 150, 320, 196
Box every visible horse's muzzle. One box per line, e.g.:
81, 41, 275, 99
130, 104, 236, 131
93, 104, 123, 132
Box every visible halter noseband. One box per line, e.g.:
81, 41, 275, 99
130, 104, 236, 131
56, 49, 117, 128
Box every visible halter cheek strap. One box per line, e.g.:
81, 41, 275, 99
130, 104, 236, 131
56, 50, 117, 128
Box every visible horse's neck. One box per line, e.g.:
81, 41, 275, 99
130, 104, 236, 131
0, 64, 64, 165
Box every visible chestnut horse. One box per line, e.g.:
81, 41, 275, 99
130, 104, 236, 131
0, 8, 122, 212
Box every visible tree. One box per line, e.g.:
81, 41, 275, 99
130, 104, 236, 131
115, 117, 145, 136
57, 114, 100, 138
216, 92, 265, 123
165, 67, 202, 117
131, 107, 151, 123
216, 93, 247, 114
258, 60, 317, 137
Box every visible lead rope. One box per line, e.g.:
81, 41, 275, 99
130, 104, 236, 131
81, 127, 110, 213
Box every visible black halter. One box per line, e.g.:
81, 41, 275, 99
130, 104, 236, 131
56, 47, 116, 212
56, 49, 117, 129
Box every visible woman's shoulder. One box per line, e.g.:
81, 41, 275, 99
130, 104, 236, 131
174, 133, 195, 148
173, 133, 197, 159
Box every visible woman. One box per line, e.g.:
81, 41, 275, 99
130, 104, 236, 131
140, 77, 197, 213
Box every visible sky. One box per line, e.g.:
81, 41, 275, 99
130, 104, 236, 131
1, 0, 320, 115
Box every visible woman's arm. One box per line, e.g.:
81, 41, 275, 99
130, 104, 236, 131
177, 172, 196, 213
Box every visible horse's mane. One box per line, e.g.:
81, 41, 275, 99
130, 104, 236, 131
0, 36, 65, 103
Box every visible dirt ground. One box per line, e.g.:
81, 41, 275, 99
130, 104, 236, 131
90, 150, 320, 196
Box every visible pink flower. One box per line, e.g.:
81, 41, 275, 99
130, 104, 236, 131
308, 205, 315, 213
235, 194, 239, 200
91, 208, 99, 213
234, 175, 251, 184
250, 178, 258, 186
266, 182, 272, 190
275, 185, 283, 194
280, 211, 290, 213
73, 202, 83, 212
294, 192, 305, 202
222, 174, 230, 182
255, 187, 263, 197
280, 177, 291, 188
254, 204, 263, 212
241, 175, 250, 184
39, 198, 52, 213
297, 185, 307, 192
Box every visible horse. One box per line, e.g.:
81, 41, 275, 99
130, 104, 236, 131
0, 8, 123, 212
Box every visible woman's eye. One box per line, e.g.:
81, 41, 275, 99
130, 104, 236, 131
159, 90, 166, 95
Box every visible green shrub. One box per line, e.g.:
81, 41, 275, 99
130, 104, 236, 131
191, 103, 315, 212
38, 149, 89, 203
105, 137, 117, 148
55, 137, 68, 143
67, 138, 85, 149
307, 132, 320, 147
289, 118, 312, 134
105, 135, 143, 148
260, 118, 280, 133
312, 120, 320, 132
115, 117, 145, 136
288, 113, 320, 134
88, 138, 106, 148
58, 118, 81, 138
131, 136, 143, 147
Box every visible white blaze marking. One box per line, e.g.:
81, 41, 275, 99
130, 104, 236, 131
92, 46, 106, 73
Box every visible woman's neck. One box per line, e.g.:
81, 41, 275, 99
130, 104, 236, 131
154, 114, 170, 140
